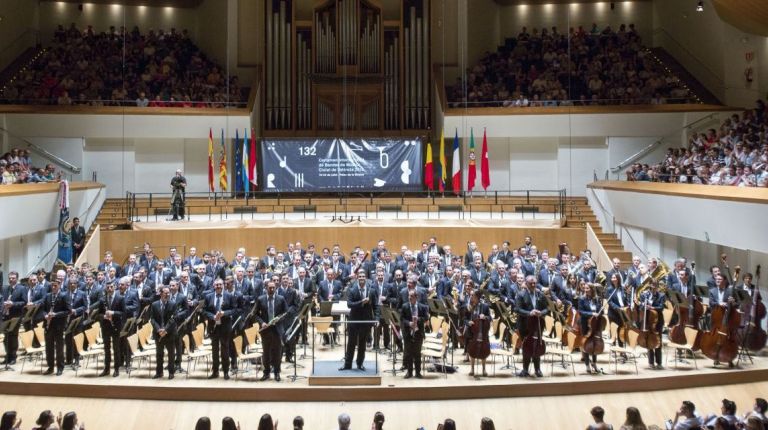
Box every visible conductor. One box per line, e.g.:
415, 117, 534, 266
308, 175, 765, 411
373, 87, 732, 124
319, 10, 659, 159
170, 169, 187, 221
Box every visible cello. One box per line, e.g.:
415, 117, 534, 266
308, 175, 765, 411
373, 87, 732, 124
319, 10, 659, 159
669, 292, 703, 348
636, 294, 661, 351
466, 290, 490, 376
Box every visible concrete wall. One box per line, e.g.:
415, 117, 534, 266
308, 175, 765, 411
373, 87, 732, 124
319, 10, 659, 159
0, 0, 39, 72
653, 0, 767, 108
0, 185, 105, 275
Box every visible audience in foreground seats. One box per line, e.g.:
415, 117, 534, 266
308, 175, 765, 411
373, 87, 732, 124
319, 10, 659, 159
0, 23, 243, 108
625, 98, 768, 187
448, 24, 691, 108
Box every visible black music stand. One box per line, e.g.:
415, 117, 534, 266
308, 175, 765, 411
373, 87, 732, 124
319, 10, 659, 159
694, 285, 708, 298
64, 316, 82, 336
21, 304, 39, 326
296, 301, 313, 360
285, 314, 306, 382
380, 307, 401, 376
0, 317, 20, 372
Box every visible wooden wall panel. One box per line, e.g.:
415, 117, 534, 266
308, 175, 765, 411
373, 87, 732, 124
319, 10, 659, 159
101, 226, 586, 261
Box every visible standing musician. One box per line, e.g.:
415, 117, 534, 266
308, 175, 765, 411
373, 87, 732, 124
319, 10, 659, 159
515, 275, 549, 377
255, 280, 287, 382
43, 281, 70, 375
170, 169, 186, 221
64, 279, 86, 367
465, 289, 491, 377
2, 271, 25, 365
640, 281, 666, 369
579, 284, 602, 374
151, 286, 178, 379
318, 268, 342, 345
400, 289, 428, 378
279, 276, 300, 364
707, 274, 736, 367
340, 270, 376, 371
167, 280, 189, 373
100, 279, 126, 377
204, 279, 235, 380
607, 274, 631, 349
605, 258, 627, 287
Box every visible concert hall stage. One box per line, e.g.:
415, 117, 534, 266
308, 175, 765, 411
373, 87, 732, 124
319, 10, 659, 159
1, 346, 765, 403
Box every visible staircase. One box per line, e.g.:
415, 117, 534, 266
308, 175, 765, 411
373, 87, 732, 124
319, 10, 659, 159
95, 198, 132, 229
565, 197, 633, 264
649, 47, 721, 105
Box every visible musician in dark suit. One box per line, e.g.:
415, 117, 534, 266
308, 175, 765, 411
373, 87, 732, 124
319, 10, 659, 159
515, 275, 549, 377
21, 275, 46, 330
151, 286, 178, 379
400, 290, 428, 379
70, 217, 86, 263
255, 281, 288, 381
605, 258, 628, 288
464, 289, 492, 377
97, 251, 122, 278
43, 281, 71, 375
64, 279, 87, 366
100, 279, 126, 377
578, 285, 603, 374
340, 271, 376, 371
184, 247, 203, 269
606, 274, 631, 348
203, 279, 236, 379
122, 254, 141, 278
168, 280, 190, 373
469, 260, 489, 287
639, 281, 666, 369
397, 279, 427, 309
278, 276, 301, 363
1, 271, 25, 365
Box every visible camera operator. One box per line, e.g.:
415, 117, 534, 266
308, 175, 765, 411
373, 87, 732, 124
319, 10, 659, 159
170, 169, 187, 221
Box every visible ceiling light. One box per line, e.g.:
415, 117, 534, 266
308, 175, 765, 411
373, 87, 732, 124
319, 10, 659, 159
696, 1, 704, 12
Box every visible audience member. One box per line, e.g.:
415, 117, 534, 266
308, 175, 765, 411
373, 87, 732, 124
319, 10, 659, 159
292, 415, 304, 430
31, 410, 56, 430
0, 149, 60, 185
58, 412, 80, 430
256, 414, 275, 430
194, 417, 212, 430
441, 418, 457, 430
0, 411, 20, 430
372, 412, 385, 430
449, 24, 691, 107
338, 413, 351, 430
480, 417, 496, 430
222, 416, 240, 430
587, 406, 615, 430
669, 401, 703, 430
620, 407, 647, 430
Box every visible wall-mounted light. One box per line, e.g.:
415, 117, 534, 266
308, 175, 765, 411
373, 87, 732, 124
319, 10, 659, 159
696, 1, 704, 12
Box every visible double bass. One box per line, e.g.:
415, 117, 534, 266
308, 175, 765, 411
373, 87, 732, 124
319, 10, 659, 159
522, 314, 546, 359
466, 293, 490, 361
669, 292, 703, 348
700, 295, 741, 364
636, 295, 661, 350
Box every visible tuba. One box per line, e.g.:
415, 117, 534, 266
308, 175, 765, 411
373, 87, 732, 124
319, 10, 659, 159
651, 260, 670, 294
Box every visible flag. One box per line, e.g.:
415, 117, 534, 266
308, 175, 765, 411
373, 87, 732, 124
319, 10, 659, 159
467, 128, 477, 191
242, 128, 249, 193
56, 180, 73, 265
249, 128, 257, 188
219, 129, 228, 191
452, 129, 461, 195
438, 129, 447, 192
234, 129, 243, 192
481, 128, 490, 190
207, 128, 214, 192
424, 142, 434, 190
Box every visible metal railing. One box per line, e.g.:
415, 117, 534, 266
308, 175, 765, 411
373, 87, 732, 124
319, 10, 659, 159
123, 189, 568, 223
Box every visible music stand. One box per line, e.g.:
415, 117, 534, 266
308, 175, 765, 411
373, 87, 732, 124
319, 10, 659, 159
21, 304, 39, 326
285, 314, 306, 382
0, 317, 20, 371
64, 316, 82, 336
295, 301, 313, 360
667, 291, 687, 308
427, 298, 442, 316
380, 307, 401, 376
319, 301, 333, 317
694, 285, 708, 298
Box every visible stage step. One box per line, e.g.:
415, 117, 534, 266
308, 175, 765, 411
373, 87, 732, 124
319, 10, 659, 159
308, 360, 381, 386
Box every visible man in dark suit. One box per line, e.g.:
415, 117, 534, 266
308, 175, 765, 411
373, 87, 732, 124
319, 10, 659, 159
605, 257, 628, 287
100, 279, 125, 377
515, 275, 549, 377
397, 278, 427, 309
65, 279, 87, 366
97, 251, 122, 278
184, 247, 203, 269
43, 281, 71, 375
400, 289, 428, 378
255, 280, 287, 381
340, 271, 376, 371
204, 279, 235, 379
149, 261, 171, 289
709, 274, 734, 308
639, 282, 666, 369
122, 254, 141, 278
151, 286, 178, 379
168, 280, 189, 373
2, 271, 26, 365
70, 217, 86, 263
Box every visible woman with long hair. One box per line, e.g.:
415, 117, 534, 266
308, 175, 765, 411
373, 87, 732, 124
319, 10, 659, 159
194, 417, 211, 430
257, 414, 276, 430
619, 407, 647, 430
480, 417, 496, 430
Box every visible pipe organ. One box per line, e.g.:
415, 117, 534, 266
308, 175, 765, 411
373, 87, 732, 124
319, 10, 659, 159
263, 0, 431, 134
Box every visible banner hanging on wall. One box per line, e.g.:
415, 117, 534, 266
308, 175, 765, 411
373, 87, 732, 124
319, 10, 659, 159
260, 138, 423, 192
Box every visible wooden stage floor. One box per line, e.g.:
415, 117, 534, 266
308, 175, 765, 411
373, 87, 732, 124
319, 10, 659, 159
1, 343, 765, 403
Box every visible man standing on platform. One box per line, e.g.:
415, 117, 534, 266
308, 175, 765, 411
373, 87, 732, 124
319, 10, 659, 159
100, 279, 125, 377
204, 279, 235, 380
43, 281, 70, 375
70, 217, 86, 263
256, 280, 287, 382
170, 169, 187, 221
400, 290, 427, 378
340, 270, 376, 371
151, 286, 177, 379
515, 275, 549, 377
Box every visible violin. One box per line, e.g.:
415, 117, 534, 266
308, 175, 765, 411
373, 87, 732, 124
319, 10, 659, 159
636, 296, 661, 350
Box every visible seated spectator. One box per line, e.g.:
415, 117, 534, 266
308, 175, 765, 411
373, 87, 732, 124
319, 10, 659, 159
136, 91, 150, 107
480, 417, 496, 430
441, 419, 457, 430
256, 414, 276, 430
744, 398, 768, 426
704, 399, 739, 429
222, 417, 239, 430
620, 407, 647, 430
587, 406, 615, 430
31, 410, 56, 430
292, 415, 304, 430
194, 417, 211, 430
58, 412, 81, 430
0, 411, 20, 430
372, 412, 385, 430
338, 413, 351, 430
